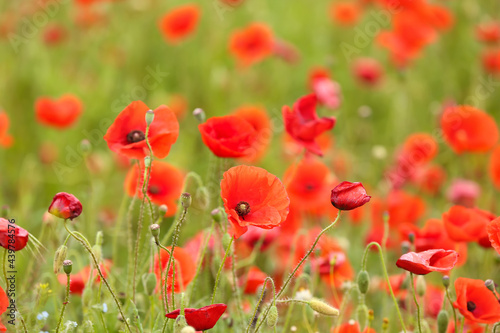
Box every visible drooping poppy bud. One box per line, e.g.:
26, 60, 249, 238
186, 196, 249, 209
330, 181, 371, 211
48, 192, 83, 220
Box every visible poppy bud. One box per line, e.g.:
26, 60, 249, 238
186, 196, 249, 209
144, 156, 151, 168
181, 193, 192, 209
222, 233, 232, 250
357, 270, 370, 294
485, 279, 496, 292
146, 109, 155, 126
150, 224, 160, 238
180, 327, 196, 333
80, 139, 91, 154
416, 275, 426, 297
63, 260, 72, 275
193, 108, 206, 123
142, 273, 157, 296
211, 208, 223, 223
267, 305, 278, 327
357, 304, 369, 330
437, 310, 449, 333
308, 299, 340, 317
54, 245, 68, 274
48, 192, 83, 220
174, 315, 188, 333
442, 275, 450, 288
330, 181, 371, 211
159, 205, 168, 215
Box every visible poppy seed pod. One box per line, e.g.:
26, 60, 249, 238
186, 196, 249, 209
145, 109, 155, 126
442, 275, 450, 288
48, 192, 83, 220
181, 193, 192, 209
150, 224, 160, 238
484, 279, 496, 292
63, 260, 73, 275
330, 181, 371, 211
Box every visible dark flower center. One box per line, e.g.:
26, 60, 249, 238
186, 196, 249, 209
149, 185, 161, 194
235, 201, 251, 219
127, 130, 146, 143
467, 301, 476, 312
305, 183, 316, 191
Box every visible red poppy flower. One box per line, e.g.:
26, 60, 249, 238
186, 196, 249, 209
35, 94, 83, 129
396, 249, 458, 275
48, 192, 83, 220
387, 190, 426, 227
487, 217, 500, 255
0, 112, 13, 148
331, 181, 371, 211
0, 218, 29, 251
221, 165, 290, 239
199, 115, 257, 158
411, 164, 446, 195
443, 205, 489, 242
453, 277, 500, 324
153, 247, 196, 293
282, 94, 336, 156
166, 303, 227, 331
441, 105, 499, 153
158, 4, 200, 44
104, 101, 179, 160
124, 161, 184, 217
0, 286, 8, 332
57, 260, 112, 295
476, 22, 500, 43
232, 105, 272, 162
242, 266, 267, 294
229, 23, 274, 67
43, 24, 66, 45
332, 321, 376, 333
352, 58, 384, 86
482, 49, 500, 75
330, 2, 363, 26
489, 145, 500, 189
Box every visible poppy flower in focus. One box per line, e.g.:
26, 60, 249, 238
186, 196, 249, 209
352, 58, 384, 86
0, 218, 29, 251
453, 277, 500, 324
476, 22, 500, 43
199, 115, 257, 158
232, 105, 272, 162
489, 145, 500, 189
48, 192, 83, 221
331, 181, 371, 211
282, 94, 336, 156
124, 161, 184, 217
396, 249, 458, 275
0, 286, 7, 331
443, 205, 490, 242
441, 105, 499, 153
221, 165, 290, 239
158, 4, 200, 44
329, 2, 362, 26
0, 112, 13, 148
35, 94, 83, 129
57, 260, 112, 295
104, 101, 179, 160
242, 266, 267, 294
229, 23, 274, 67
487, 217, 500, 255
166, 303, 227, 331
154, 247, 196, 293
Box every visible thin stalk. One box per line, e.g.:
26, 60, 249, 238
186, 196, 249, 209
211, 236, 234, 304
445, 288, 458, 333
409, 273, 422, 333
246, 277, 276, 333
55, 273, 71, 333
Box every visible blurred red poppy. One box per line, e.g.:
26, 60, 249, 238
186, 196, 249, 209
443, 205, 489, 242
124, 161, 184, 217
232, 105, 271, 162
282, 94, 336, 156
0, 112, 13, 148
229, 23, 274, 67
453, 277, 500, 324
489, 145, 500, 189
396, 249, 458, 275
476, 22, 500, 43
482, 49, 500, 75
104, 101, 179, 160
331, 181, 371, 211
441, 105, 499, 153
487, 217, 500, 255
221, 165, 290, 239
158, 4, 200, 44
242, 266, 267, 294
35, 94, 83, 129
0, 218, 29, 252
48, 192, 83, 221
316, 234, 354, 287
332, 320, 376, 333
199, 115, 257, 158
387, 190, 426, 227
330, 2, 362, 26
0, 286, 8, 332
166, 303, 227, 331
352, 58, 384, 86
154, 247, 196, 293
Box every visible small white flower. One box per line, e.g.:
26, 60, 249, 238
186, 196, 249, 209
294, 289, 313, 301
42, 311, 49, 318
102, 303, 108, 313
36, 314, 43, 321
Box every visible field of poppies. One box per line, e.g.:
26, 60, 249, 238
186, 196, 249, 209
1, 0, 500, 332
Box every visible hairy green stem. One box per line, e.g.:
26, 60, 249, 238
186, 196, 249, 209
211, 236, 234, 304
55, 273, 70, 333
409, 273, 422, 333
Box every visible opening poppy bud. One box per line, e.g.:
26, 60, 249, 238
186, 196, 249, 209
267, 305, 278, 327
308, 299, 340, 317
193, 108, 206, 123
222, 233, 232, 250
484, 279, 496, 292
53, 245, 68, 274
181, 192, 192, 209
142, 273, 157, 296
180, 327, 196, 333
442, 275, 450, 288
357, 270, 370, 294
416, 275, 426, 297
150, 224, 160, 238
211, 208, 223, 223
357, 304, 369, 330
96, 231, 103, 246
195, 187, 210, 210
174, 315, 188, 333
48, 192, 83, 220
159, 205, 168, 215
63, 260, 72, 275
80, 139, 91, 154
144, 156, 152, 168
145, 109, 155, 126
330, 181, 371, 211
437, 310, 449, 333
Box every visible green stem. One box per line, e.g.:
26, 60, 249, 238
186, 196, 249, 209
246, 277, 276, 333
63, 221, 132, 333
409, 273, 422, 333
231, 249, 245, 329
211, 236, 234, 304
361, 242, 407, 333
493, 322, 500, 333
445, 288, 458, 333
254, 211, 341, 332
55, 273, 71, 333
